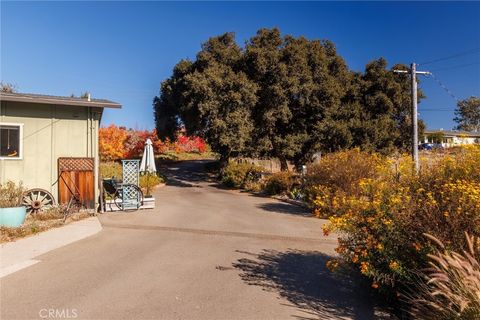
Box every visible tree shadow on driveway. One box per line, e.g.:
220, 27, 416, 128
162, 160, 213, 188
256, 202, 312, 217
233, 249, 391, 320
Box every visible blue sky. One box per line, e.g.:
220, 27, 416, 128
1, 1, 479, 130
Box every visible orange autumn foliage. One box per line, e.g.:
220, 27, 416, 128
99, 125, 208, 161
99, 125, 127, 161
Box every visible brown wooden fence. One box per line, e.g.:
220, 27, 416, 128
58, 157, 95, 209
233, 157, 295, 173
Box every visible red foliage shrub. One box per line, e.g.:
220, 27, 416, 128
176, 135, 207, 153
99, 126, 207, 160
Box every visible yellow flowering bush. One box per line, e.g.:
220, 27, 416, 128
305, 149, 388, 217
318, 146, 480, 300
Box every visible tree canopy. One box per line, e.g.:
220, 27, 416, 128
154, 28, 425, 169
454, 96, 480, 132
155, 33, 258, 166
0, 82, 17, 93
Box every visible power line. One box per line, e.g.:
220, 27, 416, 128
428, 73, 460, 102
419, 48, 480, 66
430, 61, 480, 72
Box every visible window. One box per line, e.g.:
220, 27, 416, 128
0, 123, 23, 159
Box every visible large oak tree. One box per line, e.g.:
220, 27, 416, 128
154, 33, 257, 168
154, 28, 426, 170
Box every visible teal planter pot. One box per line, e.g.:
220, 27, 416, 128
0, 206, 27, 228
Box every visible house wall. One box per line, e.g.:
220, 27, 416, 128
423, 135, 479, 147
451, 136, 477, 145
0, 101, 102, 209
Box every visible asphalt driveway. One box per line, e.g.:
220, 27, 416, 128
0, 161, 390, 320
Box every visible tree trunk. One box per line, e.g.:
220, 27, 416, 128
218, 152, 230, 176
279, 156, 289, 171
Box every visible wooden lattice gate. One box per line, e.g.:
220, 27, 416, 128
58, 157, 95, 209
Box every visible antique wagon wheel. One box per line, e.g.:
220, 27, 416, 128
22, 188, 56, 215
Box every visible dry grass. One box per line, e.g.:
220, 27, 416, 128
0, 209, 93, 243
64, 211, 92, 223
157, 151, 217, 163
305, 149, 385, 199
0, 181, 25, 208
1, 219, 63, 243
408, 233, 480, 319
31, 205, 66, 220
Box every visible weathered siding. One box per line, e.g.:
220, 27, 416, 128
0, 101, 101, 208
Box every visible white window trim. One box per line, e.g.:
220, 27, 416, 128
0, 122, 23, 160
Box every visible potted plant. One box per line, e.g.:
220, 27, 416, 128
0, 181, 27, 227
139, 172, 164, 209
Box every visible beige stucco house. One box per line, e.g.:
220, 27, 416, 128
423, 129, 480, 148
0, 92, 121, 210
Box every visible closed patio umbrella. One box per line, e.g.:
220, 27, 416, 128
139, 138, 157, 196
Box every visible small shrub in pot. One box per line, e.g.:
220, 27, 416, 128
0, 181, 27, 227
0, 181, 24, 208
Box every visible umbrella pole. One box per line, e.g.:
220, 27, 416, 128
147, 173, 150, 196
148, 146, 151, 196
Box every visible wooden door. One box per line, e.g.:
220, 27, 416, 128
58, 158, 95, 209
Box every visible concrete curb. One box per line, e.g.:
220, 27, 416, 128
271, 196, 311, 210
0, 217, 102, 278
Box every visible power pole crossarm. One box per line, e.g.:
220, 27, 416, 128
393, 62, 430, 173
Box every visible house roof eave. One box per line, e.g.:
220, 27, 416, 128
0, 92, 122, 109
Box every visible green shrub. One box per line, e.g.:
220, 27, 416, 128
289, 187, 305, 201
243, 181, 262, 192
100, 161, 122, 179
139, 173, 164, 190
140, 172, 164, 197
0, 181, 25, 208
222, 162, 263, 188
262, 171, 298, 195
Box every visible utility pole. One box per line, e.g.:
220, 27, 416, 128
394, 63, 430, 173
